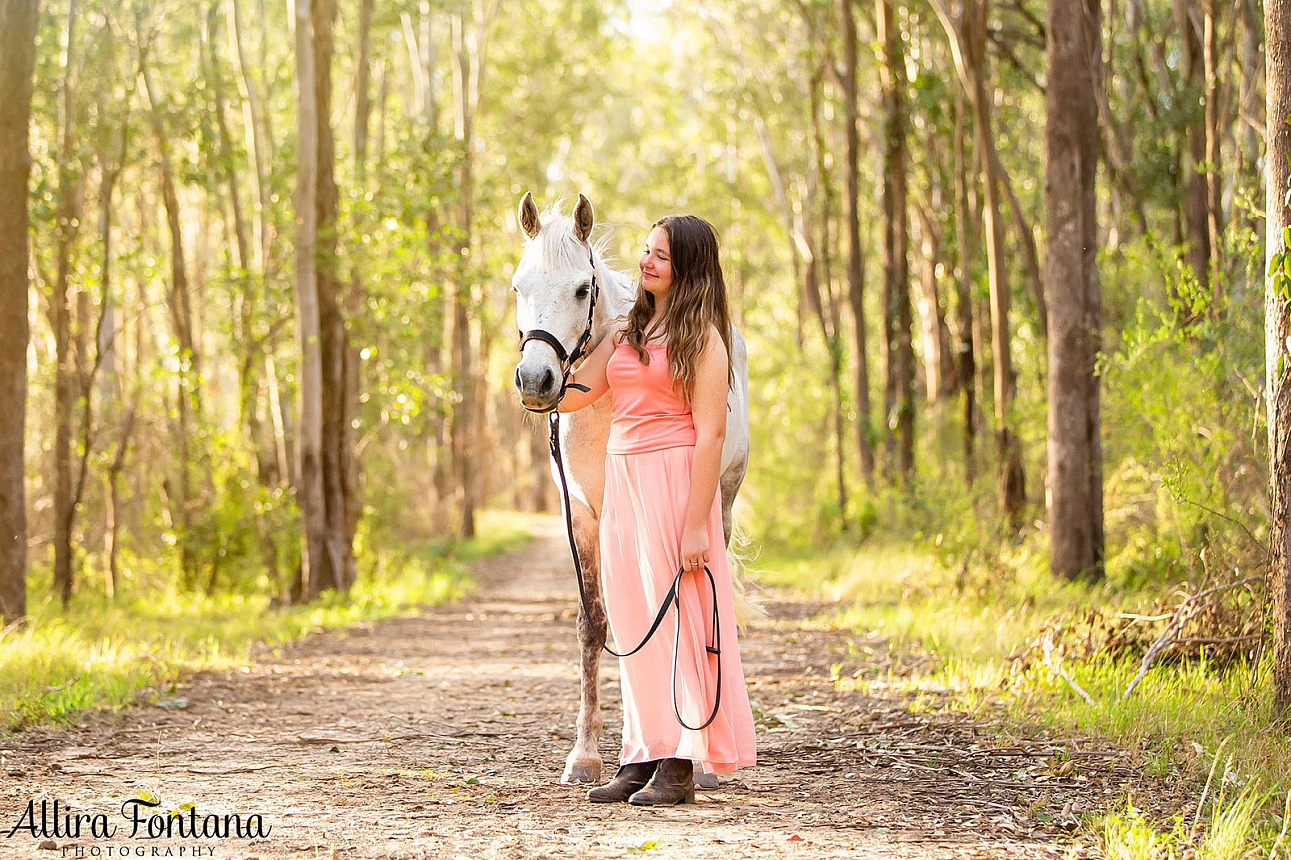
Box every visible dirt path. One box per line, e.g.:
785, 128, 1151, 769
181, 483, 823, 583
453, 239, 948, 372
1, 517, 1120, 859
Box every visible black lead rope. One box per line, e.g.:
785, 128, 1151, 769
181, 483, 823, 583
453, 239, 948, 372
547, 411, 723, 732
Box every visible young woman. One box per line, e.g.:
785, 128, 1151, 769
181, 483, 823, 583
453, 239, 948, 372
557, 214, 757, 806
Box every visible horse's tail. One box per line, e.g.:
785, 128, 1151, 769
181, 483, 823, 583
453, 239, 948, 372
726, 507, 767, 629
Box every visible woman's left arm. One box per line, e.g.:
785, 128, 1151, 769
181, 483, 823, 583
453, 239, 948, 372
680, 326, 728, 572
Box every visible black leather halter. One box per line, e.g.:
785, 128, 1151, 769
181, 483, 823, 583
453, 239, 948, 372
516, 245, 600, 411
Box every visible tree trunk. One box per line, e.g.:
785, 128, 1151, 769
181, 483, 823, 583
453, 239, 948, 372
840, 0, 876, 487
806, 65, 848, 519
449, 6, 495, 540
1238, 0, 1264, 216
1202, 0, 1222, 302
354, 0, 374, 182
227, 0, 270, 276
314, 0, 357, 590
1265, 0, 1291, 724
953, 86, 977, 481
1173, 0, 1213, 295
52, 0, 82, 608
1046, 0, 1104, 581
0, 0, 39, 625
294, 0, 330, 600
878, 0, 915, 482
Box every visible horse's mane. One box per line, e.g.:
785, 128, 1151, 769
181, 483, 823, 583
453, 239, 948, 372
528, 207, 614, 270
525, 205, 635, 318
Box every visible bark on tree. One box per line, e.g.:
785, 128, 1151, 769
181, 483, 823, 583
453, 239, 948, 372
1046, 0, 1104, 581
840, 0, 877, 485
52, 0, 82, 607
878, 0, 915, 481
1172, 0, 1213, 295
314, 0, 358, 592
354, 0, 374, 182
1265, 0, 1291, 724
1202, 0, 1222, 301
227, 0, 271, 277
294, 0, 330, 600
953, 86, 977, 480
0, 0, 39, 625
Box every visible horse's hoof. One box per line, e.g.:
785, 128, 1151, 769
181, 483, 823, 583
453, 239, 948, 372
693, 771, 720, 791
562, 763, 602, 785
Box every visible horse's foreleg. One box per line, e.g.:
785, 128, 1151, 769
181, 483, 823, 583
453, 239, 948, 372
719, 450, 749, 548
562, 513, 607, 785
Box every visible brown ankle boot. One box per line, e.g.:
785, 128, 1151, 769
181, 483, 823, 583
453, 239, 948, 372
628, 758, 694, 806
586, 761, 657, 803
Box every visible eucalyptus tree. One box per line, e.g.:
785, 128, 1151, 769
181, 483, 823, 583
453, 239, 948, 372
1266, 0, 1291, 723
877, 0, 914, 481
0, 0, 40, 625
1045, 0, 1103, 581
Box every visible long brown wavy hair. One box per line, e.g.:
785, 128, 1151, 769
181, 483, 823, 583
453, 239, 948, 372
622, 215, 733, 403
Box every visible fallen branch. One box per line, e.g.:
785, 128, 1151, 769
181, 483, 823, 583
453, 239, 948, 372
1123, 577, 1263, 700
1173, 633, 1264, 646
1042, 632, 1095, 706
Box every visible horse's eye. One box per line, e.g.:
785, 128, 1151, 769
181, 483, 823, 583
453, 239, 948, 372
575, 284, 590, 300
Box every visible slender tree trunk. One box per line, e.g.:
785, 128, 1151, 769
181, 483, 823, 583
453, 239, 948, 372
995, 152, 1048, 340
52, 0, 82, 607
354, 0, 374, 182
840, 0, 876, 486
1173, 0, 1213, 295
953, 86, 977, 482
0, 0, 39, 625
449, 8, 494, 540
878, 0, 914, 481
1047, 0, 1104, 581
294, 0, 329, 600
806, 66, 848, 518
104, 404, 137, 600
1266, 0, 1291, 724
914, 206, 953, 404
1202, 0, 1223, 300
1238, 0, 1264, 218
314, 0, 357, 590
227, 0, 270, 276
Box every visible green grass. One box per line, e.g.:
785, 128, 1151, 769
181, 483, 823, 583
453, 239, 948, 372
0, 510, 534, 731
751, 537, 1291, 858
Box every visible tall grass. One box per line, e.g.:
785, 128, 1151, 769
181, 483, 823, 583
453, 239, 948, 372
0, 510, 534, 731
751, 537, 1290, 857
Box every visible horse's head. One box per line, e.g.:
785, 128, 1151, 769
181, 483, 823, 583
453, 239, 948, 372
511, 191, 600, 413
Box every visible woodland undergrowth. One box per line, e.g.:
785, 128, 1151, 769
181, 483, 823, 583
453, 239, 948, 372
745, 236, 1282, 858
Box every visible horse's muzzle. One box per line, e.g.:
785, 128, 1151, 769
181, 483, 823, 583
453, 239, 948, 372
515, 365, 560, 412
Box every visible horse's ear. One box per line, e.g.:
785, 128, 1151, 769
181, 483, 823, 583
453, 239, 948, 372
519, 191, 541, 239
573, 193, 595, 243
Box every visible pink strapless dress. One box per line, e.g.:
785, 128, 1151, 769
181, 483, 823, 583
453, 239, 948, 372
599, 341, 757, 775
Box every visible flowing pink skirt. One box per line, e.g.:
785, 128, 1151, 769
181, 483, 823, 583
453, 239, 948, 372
599, 445, 757, 775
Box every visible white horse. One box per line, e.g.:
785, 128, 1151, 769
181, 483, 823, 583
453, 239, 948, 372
510, 192, 751, 784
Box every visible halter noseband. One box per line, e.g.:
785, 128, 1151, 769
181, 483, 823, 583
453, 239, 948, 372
516, 244, 600, 411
